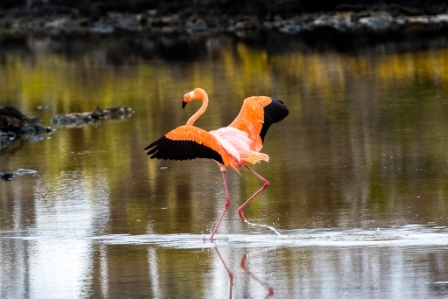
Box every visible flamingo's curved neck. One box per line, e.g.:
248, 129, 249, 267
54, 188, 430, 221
186, 94, 209, 126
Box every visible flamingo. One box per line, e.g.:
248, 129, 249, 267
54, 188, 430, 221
145, 88, 288, 240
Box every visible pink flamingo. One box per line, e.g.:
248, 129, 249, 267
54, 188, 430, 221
145, 88, 288, 240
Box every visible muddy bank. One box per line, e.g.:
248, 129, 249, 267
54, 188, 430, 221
1, 1, 448, 36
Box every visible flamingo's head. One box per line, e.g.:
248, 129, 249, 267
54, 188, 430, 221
183, 88, 207, 109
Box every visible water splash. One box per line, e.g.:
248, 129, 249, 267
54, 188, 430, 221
3, 224, 447, 249
98, 224, 448, 249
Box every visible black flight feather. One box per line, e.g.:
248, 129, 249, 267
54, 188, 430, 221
260, 98, 289, 142
145, 136, 224, 164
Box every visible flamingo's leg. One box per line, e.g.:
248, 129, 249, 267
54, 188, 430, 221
237, 166, 282, 236
237, 165, 269, 222
210, 166, 231, 241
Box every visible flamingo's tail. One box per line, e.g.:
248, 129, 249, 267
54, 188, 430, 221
242, 152, 269, 165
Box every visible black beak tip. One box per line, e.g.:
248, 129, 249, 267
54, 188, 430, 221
182, 101, 187, 109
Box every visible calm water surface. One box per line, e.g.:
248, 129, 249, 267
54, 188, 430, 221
1, 34, 448, 298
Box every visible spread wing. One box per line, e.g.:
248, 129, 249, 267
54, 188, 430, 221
145, 125, 238, 169
228, 96, 289, 150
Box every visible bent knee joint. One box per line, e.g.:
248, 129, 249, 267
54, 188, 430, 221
262, 180, 269, 189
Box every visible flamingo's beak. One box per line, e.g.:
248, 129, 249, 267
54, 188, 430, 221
182, 92, 192, 109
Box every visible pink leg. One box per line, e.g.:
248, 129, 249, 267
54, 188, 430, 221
210, 167, 231, 241
237, 166, 269, 222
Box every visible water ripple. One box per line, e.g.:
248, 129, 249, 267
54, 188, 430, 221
98, 225, 448, 249
2, 225, 447, 249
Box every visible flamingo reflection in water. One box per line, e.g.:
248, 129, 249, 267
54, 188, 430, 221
214, 247, 275, 298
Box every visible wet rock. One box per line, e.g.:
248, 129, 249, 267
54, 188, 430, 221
407, 16, 430, 24
262, 15, 284, 30
186, 17, 209, 33
91, 105, 135, 120
431, 14, 448, 23
51, 105, 135, 126
146, 14, 183, 33
0, 169, 38, 181
272, 12, 448, 34
1, 6, 448, 36
14, 168, 38, 175
358, 12, 394, 30
50, 112, 93, 125
0, 1, 448, 43
232, 17, 259, 31
312, 13, 353, 31
28, 135, 49, 142
37, 105, 50, 110
0, 172, 14, 181
279, 23, 302, 34
0, 106, 55, 149
89, 24, 115, 34
0, 131, 16, 148
0, 106, 24, 133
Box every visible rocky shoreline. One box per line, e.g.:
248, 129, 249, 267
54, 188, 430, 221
1, 11, 448, 36
1, 2, 448, 36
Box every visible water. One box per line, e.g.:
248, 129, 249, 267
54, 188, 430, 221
1, 33, 448, 298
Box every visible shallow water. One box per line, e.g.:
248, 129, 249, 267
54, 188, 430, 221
1, 33, 448, 298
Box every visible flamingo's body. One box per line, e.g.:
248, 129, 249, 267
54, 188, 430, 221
145, 88, 288, 240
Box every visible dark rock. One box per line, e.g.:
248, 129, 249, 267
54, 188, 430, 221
186, 17, 209, 33
0, 172, 14, 181
358, 12, 394, 31
51, 105, 135, 126
1, 1, 448, 36
0, 169, 38, 181
351, 12, 371, 22
0, 131, 16, 148
233, 17, 259, 31
0, 107, 54, 149
0, 106, 24, 133
89, 24, 115, 34
91, 105, 135, 119
51, 112, 93, 125
0, 106, 24, 120
14, 168, 38, 175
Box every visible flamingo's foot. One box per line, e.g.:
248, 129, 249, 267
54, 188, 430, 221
203, 236, 213, 242
206, 234, 229, 242
237, 208, 245, 222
